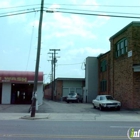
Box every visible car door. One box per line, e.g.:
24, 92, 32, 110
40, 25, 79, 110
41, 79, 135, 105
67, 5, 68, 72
94, 96, 100, 107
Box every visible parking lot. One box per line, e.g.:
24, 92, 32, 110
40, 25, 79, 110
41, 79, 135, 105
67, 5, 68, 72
0, 99, 140, 115
38, 99, 140, 114
0, 99, 140, 121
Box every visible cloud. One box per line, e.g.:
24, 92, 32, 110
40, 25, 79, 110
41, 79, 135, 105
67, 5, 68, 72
42, 12, 97, 39
0, 1, 11, 8
68, 47, 107, 56
4, 0, 28, 24
48, 3, 60, 11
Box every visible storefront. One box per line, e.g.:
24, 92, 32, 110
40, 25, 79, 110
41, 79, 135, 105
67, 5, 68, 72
0, 71, 43, 105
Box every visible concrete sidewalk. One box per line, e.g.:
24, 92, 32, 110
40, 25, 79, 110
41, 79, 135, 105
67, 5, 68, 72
0, 112, 139, 121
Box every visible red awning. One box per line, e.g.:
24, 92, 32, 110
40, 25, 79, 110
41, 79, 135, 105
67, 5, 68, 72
0, 71, 43, 83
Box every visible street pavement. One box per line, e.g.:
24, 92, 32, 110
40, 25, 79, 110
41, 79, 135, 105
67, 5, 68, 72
0, 99, 140, 121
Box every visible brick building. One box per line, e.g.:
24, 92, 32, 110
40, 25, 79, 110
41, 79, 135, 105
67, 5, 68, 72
98, 21, 140, 109
98, 51, 110, 95
44, 78, 85, 101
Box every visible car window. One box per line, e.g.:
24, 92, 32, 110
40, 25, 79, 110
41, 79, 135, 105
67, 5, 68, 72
100, 96, 106, 100
106, 96, 114, 100
96, 96, 100, 100
69, 93, 75, 96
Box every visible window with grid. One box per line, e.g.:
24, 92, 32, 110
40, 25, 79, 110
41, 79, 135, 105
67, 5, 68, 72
100, 80, 107, 92
100, 60, 107, 72
116, 38, 127, 57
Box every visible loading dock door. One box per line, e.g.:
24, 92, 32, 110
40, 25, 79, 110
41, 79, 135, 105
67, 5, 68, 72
76, 88, 82, 95
63, 88, 69, 97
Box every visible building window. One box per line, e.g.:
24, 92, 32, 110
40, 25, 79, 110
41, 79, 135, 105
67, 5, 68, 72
116, 38, 127, 57
100, 80, 107, 92
100, 60, 107, 72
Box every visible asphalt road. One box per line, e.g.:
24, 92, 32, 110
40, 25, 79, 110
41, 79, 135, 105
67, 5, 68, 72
0, 120, 139, 140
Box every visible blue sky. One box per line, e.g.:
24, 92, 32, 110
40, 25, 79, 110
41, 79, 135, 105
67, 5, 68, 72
0, 0, 140, 83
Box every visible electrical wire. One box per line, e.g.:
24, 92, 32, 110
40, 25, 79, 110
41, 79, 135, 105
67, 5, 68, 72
57, 62, 83, 66
26, 11, 37, 71
0, 4, 41, 10
46, 10, 140, 19
46, 7, 140, 16
0, 8, 40, 15
0, 10, 38, 18
1, 3, 140, 11
45, 3, 140, 8
1, 5, 140, 18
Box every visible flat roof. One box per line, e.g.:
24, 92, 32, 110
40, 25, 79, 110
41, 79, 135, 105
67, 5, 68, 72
109, 21, 140, 40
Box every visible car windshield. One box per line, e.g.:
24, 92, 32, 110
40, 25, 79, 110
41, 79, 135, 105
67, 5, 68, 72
106, 96, 114, 100
69, 93, 76, 96
100, 96, 106, 100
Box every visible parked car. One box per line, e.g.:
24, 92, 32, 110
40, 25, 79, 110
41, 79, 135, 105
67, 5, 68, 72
92, 95, 121, 111
66, 92, 83, 103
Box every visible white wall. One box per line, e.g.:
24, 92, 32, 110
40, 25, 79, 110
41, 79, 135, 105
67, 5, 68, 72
2, 83, 11, 104
37, 83, 43, 105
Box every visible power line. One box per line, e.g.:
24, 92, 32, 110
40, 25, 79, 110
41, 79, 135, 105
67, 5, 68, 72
1, 5, 140, 19
46, 10, 140, 19
46, 7, 140, 16
57, 62, 82, 66
0, 4, 40, 10
0, 10, 36, 18
26, 11, 37, 71
1, 3, 140, 10
0, 8, 39, 15
45, 3, 140, 8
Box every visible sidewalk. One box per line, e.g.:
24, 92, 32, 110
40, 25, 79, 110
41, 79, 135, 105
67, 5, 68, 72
0, 112, 139, 121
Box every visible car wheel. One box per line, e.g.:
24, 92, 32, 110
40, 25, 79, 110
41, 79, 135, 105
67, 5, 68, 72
117, 107, 120, 111
67, 100, 69, 103
93, 104, 96, 109
77, 99, 79, 103
99, 105, 103, 111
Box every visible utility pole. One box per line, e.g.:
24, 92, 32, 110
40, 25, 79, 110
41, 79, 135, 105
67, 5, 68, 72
31, 0, 44, 117
48, 52, 54, 100
49, 49, 60, 100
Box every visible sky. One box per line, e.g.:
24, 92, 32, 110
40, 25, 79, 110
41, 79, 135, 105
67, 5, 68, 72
0, 0, 140, 83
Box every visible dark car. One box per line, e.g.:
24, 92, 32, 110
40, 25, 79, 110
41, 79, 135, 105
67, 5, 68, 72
66, 92, 83, 103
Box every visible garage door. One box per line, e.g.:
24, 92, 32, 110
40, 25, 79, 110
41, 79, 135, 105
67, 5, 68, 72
76, 88, 82, 95
63, 88, 69, 97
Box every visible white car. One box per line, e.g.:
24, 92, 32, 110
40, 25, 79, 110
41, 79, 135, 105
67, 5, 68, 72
66, 93, 83, 103
92, 95, 121, 111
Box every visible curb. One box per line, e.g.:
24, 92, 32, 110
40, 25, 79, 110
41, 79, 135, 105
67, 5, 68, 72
20, 115, 49, 120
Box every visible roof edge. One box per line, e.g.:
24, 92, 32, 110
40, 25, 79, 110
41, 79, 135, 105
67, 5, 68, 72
109, 21, 140, 40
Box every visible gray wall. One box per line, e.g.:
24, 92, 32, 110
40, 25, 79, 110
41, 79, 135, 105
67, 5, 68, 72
85, 57, 98, 103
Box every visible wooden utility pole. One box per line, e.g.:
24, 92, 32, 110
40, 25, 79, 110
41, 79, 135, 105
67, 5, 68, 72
48, 53, 54, 100
49, 49, 60, 100
31, 0, 44, 117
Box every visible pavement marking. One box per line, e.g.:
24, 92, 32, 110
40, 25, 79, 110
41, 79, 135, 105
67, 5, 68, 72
0, 134, 128, 139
